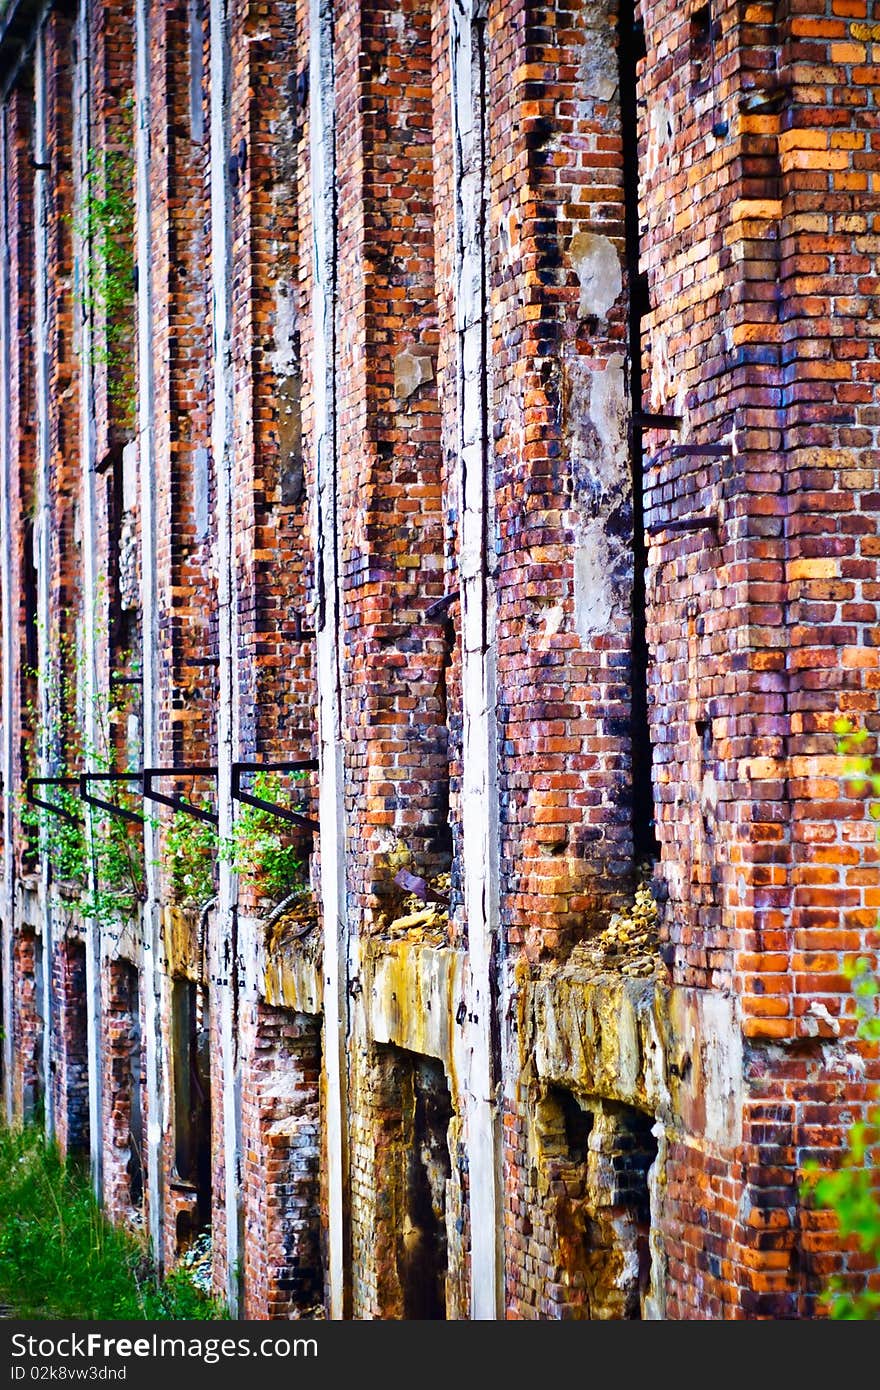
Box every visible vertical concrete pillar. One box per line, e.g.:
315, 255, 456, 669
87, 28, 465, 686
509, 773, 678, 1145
73, 0, 104, 1201
1, 80, 41, 1136
309, 0, 350, 1321
209, 0, 243, 1315
134, 0, 164, 1269
0, 106, 14, 1125
32, 23, 55, 1146
450, 0, 503, 1320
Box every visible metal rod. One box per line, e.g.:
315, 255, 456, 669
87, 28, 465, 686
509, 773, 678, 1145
142, 766, 219, 824
231, 759, 319, 831
424, 591, 458, 621
78, 772, 144, 825
26, 775, 83, 825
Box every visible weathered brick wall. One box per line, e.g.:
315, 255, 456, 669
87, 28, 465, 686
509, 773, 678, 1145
241, 1002, 324, 1319
490, 0, 633, 968
12, 929, 44, 1121
51, 931, 90, 1158
43, 12, 80, 761
228, 0, 314, 775
149, 0, 215, 797
636, 0, 880, 1317
5, 82, 38, 882
1, 0, 878, 1324
101, 955, 144, 1225
334, 0, 448, 941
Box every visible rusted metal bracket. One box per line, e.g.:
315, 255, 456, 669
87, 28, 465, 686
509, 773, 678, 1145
26, 776, 82, 825
632, 412, 682, 432
231, 760, 319, 831
78, 772, 144, 825
142, 766, 218, 825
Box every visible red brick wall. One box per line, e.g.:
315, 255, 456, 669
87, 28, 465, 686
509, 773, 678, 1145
43, 12, 79, 738
241, 1003, 324, 1319
490, 0, 634, 968
101, 957, 145, 1224
51, 933, 90, 1159
12, 930, 44, 1122
2, 0, 879, 1324
5, 83, 38, 879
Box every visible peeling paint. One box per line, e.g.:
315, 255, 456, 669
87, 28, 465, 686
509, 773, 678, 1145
394, 346, 434, 401
569, 232, 622, 320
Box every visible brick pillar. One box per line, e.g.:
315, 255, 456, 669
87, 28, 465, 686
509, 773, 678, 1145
2, 80, 39, 1127
490, 0, 633, 967
12, 930, 45, 1122
43, 11, 80, 713
148, 0, 214, 799
4, 85, 37, 886
102, 958, 144, 1225
242, 1004, 324, 1319
334, 0, 447, 938
52, 935, 90, 1158
142, 0, 217, 1276
636, 0, 880, 1318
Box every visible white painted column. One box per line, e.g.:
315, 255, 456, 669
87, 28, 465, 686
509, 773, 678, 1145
309, 0, 350, 1321
0, 107, 15, 1125
134, 0, 164, 1267
450, 0, 504, 1320
209, 0, 243, 1316
74, 0, 104, 1200
33, 23, 56, 1145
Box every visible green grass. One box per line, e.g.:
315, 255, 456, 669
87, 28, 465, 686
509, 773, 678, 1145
0, 1124, 227, 1319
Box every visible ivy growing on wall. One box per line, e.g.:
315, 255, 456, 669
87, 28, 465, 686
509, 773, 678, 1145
801, 717, 880, 1319
74, 109, 135, 428
220, 771, 309, 904
20, 624, 149, 929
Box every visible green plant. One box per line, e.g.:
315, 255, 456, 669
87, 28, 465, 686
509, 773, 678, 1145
74, 120, 135, 426
221, 771, 308, 904
166, 809, 218, 908
0, 1123, 226, 1319
20, 628, 150, 928
800, 717, 880, 1319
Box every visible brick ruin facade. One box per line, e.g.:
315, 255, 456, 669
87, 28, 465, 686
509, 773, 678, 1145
0, 0, 878, 1319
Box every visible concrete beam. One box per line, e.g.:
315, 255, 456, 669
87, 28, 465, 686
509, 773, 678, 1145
134, 0, 164, 1269
72, 0, 104, 1201
450, 0, 504, 1320
32, 18, 55, 1146
309, 0, 350, 1322
209, 0, 243, 1316
0, 104, 14, 1124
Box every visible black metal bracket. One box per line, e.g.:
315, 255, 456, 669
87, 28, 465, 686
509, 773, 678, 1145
292, 612, 316, 641
78, 772, 144, 825
26, 776, 82, 825
645, 512, 720, 537
231, 761, 319, 831
424, 592, 458, 621
142, 767, 218, 825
